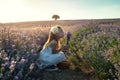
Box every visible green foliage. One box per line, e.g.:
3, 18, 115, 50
68, 25, 120, 80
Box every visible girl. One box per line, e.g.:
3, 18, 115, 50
38, 25, 66, 71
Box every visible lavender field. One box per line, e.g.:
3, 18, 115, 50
0, 19, 120, 80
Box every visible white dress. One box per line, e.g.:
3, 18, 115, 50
39, 40, 66, 67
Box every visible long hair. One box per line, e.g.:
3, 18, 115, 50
43, 26, 63, 53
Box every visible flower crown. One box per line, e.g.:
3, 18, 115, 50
50, 25, 61, 34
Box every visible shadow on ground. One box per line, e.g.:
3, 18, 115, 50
41, 69, 91, 80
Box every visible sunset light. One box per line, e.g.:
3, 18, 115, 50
0, 0, 120, 23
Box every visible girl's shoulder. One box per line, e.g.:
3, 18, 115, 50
48, 40, 57, 47
49, 40, 57, 45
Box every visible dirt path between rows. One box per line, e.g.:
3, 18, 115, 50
41, 69, 92, 80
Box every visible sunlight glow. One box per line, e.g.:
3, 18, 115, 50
0, 0, 120, 23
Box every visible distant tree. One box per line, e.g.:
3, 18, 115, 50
52, 14, 60, 21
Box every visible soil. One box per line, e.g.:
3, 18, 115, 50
41, 69, 91, 80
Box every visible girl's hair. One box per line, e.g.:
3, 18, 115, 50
43, 26, 63, 53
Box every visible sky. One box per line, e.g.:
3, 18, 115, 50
0, 0, 120, 23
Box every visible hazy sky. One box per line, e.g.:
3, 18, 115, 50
0, 0, 120, 23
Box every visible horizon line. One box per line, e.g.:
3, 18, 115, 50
1, 18, 120, 24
